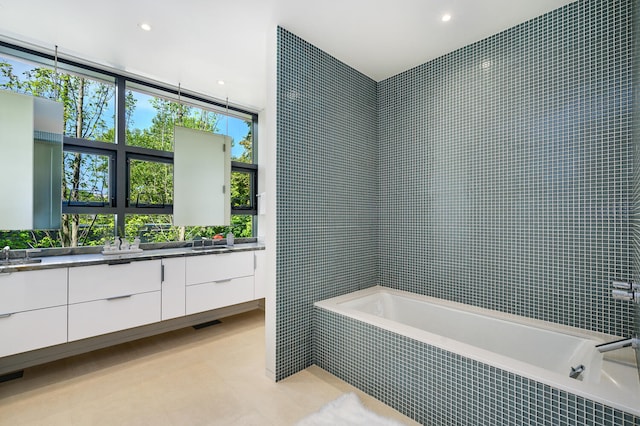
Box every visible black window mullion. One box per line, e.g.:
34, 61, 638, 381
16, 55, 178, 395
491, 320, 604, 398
126, 145, 174, 161
115, 77, 127, 236
63, 136, 117, 153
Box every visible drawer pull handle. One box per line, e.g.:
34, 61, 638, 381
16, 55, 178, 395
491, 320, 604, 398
0, 313, 13, 318
107, 294, 133, 301
108, 260, 132, 266
214, 278, 233, 284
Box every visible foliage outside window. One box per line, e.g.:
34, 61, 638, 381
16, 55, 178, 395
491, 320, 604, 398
63, 151, 110, 206
0, 57, 115, 142
128, 159, 173, 207
0, 50, 257, 248
124, 214, 252, 243
0, 214, 115, 249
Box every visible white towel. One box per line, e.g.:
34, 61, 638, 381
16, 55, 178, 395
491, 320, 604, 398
295, 392, 406, 426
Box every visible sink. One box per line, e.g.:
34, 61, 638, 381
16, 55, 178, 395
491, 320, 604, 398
0, 258, 43, 266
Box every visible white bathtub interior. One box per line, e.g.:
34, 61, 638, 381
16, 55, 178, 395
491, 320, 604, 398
315, 286, 640, 417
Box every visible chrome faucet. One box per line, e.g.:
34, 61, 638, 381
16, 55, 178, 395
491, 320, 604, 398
596, 337, 639, 353
2, 246, 9, 262
611, 281, 639, 304
569, 364, 585, 380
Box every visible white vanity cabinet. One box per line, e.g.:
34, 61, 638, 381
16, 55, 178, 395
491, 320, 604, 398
0, 248, 264, 372
185, 251, 255, 315
0, 268, 68, 357
161, 257, 186, 320
67, 260, 162, 341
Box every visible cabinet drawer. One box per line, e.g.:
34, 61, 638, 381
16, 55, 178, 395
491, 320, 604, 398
185, 276, 254, 315
68, 260, 161, 303
186, 252, 253, 285
68, 291, 161, 341
185, 252, 253, 285
0, 305, 67, 357
0, 268, 67, 314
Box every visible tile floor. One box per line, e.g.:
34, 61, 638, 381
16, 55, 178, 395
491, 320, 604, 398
0, 309, 418, 425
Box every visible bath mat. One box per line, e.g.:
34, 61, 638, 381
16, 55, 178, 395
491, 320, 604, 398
295, 392, 406, 426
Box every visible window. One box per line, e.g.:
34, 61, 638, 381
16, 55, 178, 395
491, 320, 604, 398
124, 214, 252, 242
222, 114, 253, 164
72, 214, 116, 247
63, 150, 111, 207
128, 158, 173, 208
231, 170, 255, 210
0, 43, 258, 248
0, 54, 115, 142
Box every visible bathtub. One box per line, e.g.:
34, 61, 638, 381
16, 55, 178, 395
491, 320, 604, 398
314, 286, 640, 422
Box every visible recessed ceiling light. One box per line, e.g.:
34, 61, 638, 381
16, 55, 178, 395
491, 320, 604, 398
139, 23, 152, 31
441, 14, 452, 22
218, 80, 225, 86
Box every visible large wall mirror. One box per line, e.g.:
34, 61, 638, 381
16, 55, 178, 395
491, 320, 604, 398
0, 91, 62, 230
173, 126, 231, 226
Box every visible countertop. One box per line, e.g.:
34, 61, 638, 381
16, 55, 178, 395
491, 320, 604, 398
0, 243, 265, 273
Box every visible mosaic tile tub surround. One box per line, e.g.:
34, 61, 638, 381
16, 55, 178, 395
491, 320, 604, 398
277, 0, 639, 397
314, 306, 640, 425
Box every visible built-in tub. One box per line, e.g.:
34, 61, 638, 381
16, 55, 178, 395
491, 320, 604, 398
314, 286, 640, 423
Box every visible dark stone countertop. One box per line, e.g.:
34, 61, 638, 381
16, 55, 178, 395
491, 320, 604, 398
0, 241, 265, 273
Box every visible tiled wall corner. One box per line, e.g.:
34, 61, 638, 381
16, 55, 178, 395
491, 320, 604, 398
631, 0, 640, 374
276, 27, 379, 380
379, 0, 636, 337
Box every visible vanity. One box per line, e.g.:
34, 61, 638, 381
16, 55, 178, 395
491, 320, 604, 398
0, 244, 266, 377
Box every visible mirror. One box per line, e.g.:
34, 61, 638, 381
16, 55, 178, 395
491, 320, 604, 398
0, 91, 62, 230
173, 126, 231, 226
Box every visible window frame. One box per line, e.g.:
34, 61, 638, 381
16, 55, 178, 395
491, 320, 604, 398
1, 41, 259, 238
231, 161, 258, 214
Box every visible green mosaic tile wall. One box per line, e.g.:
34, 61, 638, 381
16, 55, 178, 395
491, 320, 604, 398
378, 0, 636, 337
277, 0, 638, 384
276, 27, 379, 380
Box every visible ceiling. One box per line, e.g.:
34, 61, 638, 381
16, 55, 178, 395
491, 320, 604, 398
0, 0, 575, 112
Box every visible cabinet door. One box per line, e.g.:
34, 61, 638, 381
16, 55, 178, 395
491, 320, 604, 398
68, 260, 161, 303
68, 291, 161, 341
185, 251, 254, 285
0, 306, 67, 357
185, 276, 254, 315
253, 251, 266, 299
0, 268, 67, 314
161, 257, 186, 321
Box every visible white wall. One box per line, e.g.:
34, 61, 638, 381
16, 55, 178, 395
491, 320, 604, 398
260, 24, 278, 381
